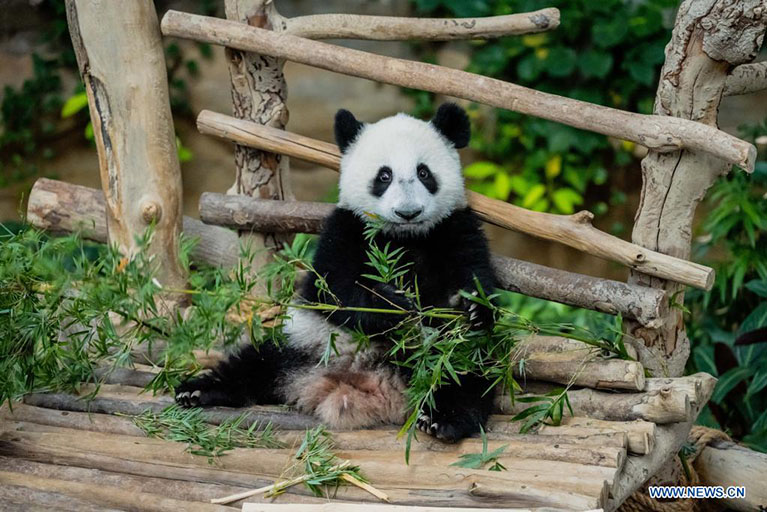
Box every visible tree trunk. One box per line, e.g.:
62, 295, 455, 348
65, 0, 185, 289
626, 0, 767, 377
224, 0, 293, 275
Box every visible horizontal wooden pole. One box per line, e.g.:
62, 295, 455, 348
27, 177, 239, 268
27, 178, 667, 326
496, 386, 692, 424
283, 8, 560, 40
724, 61, 767, 96
162, 11, 756, 172
197, 110, 714, 291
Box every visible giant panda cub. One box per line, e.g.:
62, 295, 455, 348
176, 103, 498, 442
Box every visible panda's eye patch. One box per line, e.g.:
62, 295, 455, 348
377, 166, 392, 182
370, 166, 393, 197
417, 163, 439, 194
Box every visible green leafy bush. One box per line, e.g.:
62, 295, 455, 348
0, 0, 216, 189
685, 121, 767, 452
409, 0, 676, 217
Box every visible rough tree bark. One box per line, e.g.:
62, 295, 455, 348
626, 0, 767, 378
224, 0, 293, 274
65, 0, 185, 288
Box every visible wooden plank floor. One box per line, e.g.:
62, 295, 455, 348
0, 383, 638, 511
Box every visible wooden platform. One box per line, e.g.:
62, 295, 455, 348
0, 369, 716, 512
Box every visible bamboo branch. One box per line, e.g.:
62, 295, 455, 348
196, 110, 714, 290
27, 178, 667, 326
161, 11, 756, 172
282, 8, 560, 40
724, 61, 767, 96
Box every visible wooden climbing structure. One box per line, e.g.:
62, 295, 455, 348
6, 0, 767, 511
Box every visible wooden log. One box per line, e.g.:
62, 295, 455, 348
624, 0, 767, 377
1, 405, 626, 469
0, 428, 604, 510
645, 373, 715, 409
539, 418, 656, 456
223, 0, 293, 279
514, 336, 638, 361
66, 1, 186, 289
694, 440, 767, 511
27, 177, 239, 267
242, 505, 573, 512
0, 470, 231, 512
0, 456, 256, 508
496, 387, 691, 424
22, 386, 320, 431
0, 403, 145, 437
162, 12, 756, 172
511, 337, 645, 391
27, 178, 666, 327
724, 61, 767, 96
281, 8, 560, 40
195, 110, 715, 291
606, 370, 717, 510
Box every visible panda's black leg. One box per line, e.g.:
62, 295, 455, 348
175, 342, 306, 408
416, 375, 495, 442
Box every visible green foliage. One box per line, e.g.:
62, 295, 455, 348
0, 1, 217, 189
131, 404, 282, 462
1, 222, 628, 462
511, 387, 573, 433
408, 0, 676, 216
450, 425, 508, 471
268, 426, 369, 498
685, 120, 767, 452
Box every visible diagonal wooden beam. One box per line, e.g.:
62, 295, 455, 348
196, 110, 714, 291
161, 10, 756, 172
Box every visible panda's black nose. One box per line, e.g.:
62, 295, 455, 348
395, 208, 423, 221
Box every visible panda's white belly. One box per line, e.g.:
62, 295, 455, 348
280, 307, 408, 429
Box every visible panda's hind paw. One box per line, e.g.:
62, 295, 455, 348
175, 389, 202, 408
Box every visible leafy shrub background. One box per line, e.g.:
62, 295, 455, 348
410, 0, 767, 451
410, 0, 676, 223
0, 0, 216, 188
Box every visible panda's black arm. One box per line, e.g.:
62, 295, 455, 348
301, 208, 408, 334
443, 209, 498, 296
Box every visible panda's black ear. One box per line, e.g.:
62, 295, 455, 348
430, 103, 470, 149
334, 109, 364, 153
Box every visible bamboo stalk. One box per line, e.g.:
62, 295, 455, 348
281, 8, 560, 40
161, 11, 756, 173
27, 178, 668, 326
195, 110, 715, 291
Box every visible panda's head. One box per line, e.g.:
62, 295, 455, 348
334, 103, 470, 236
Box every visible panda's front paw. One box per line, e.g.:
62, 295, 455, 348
175, 379, 204, 408
373, 282, 413, 311
460, 291, 494, 331
416, 413, 465, 443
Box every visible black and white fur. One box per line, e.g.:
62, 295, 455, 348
176, 104, 498, 442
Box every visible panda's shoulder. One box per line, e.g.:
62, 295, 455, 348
435, 207, 483, 237
319, 207, 366, 243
